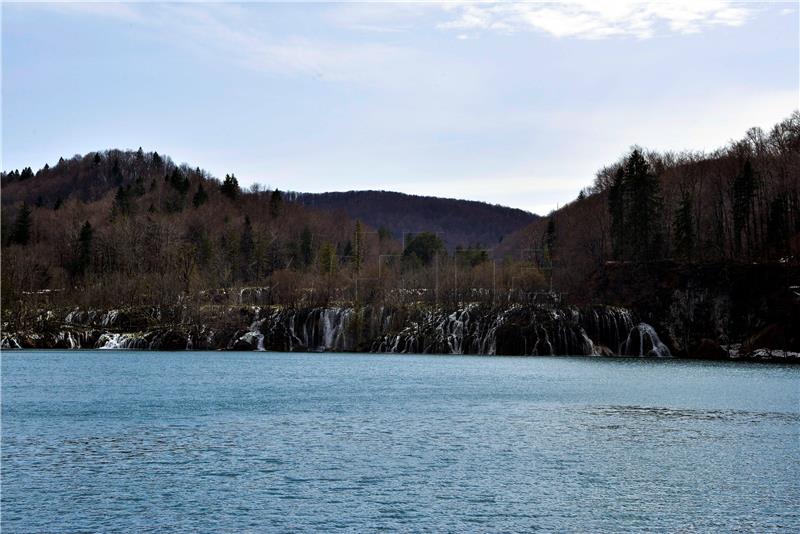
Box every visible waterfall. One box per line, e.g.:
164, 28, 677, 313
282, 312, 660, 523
55, 331, 79, 349
620, 323, 672, 358
97, 332, 147, 349
319, 308, 352, 351
100, 310, 119, 327
1, 336, 22, 349
232, 308, 266, 351
7, 304, 677, 356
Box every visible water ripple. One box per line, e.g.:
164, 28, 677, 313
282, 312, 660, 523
2, 351, 798, 532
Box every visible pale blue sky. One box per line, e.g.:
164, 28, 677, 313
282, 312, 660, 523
3, 1, 798, 214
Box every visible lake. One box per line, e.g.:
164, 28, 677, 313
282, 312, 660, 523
2, 351, 798, 532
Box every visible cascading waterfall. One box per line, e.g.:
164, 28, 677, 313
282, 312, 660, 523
97, 332, 148, 349
1, 336, 23, 349
232, 307, 267, 351
620, 323, 672, 358
4, 304, 673, 357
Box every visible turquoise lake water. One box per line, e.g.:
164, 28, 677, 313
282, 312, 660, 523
2, 351, 798, 532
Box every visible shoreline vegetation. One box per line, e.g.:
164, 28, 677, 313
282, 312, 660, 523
2, 113, 798, 360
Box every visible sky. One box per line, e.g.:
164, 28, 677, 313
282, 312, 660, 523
2, 1, 798, 214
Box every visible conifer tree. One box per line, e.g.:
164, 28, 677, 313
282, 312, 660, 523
113, 186, 131, 216
269, 189, 283, 218
75, 221, 93, 277
10, 203, 32, 246
608, 167, 626, 259
402, 232, 444, 266
192, 182, 208, 208
318, 242, 337, 276
168, 168, 190, 194
111, 157, 123, 185
623, 149, 662, 260
221, 174, 239, 200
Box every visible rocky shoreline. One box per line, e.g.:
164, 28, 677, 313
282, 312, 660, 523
2, 303, 797, 362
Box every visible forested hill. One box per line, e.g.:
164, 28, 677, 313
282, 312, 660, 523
290, 190, 538, 250
1, 153, 536, 251
497, 111, 800, 291
1, 149, 401, 309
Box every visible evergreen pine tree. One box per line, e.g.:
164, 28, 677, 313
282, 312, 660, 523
111, 157, 123, 185
221, 174, 239, 200
402, 232, 444, 266
113, 186, 131, 216
192, 182, 208, 208
168, 168, 190, 194
269, 189, 283, 218
623, 149, 662, 261
76, 221, 93, 277
319, 242, 337, 276
608, 167, 626, 259
10, 203, 32, 246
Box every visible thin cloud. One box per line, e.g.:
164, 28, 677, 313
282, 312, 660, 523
438, 1, 752, 40
26, 2, 417, 86
34, 1, 145, 23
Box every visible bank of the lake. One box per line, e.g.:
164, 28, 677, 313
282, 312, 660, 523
3, 303, 797, 361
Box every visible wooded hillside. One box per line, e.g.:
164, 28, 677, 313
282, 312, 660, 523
499, 111, 800, 293
2, 112, 797, 320
290, 190, 537, 251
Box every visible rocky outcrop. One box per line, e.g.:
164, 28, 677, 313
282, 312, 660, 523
0, 304, 656, 357
2, 302, 795, 361
586, 262, 800, 361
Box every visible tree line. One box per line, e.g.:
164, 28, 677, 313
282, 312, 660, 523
498, 111, 799, 293
1, 150, 551, 313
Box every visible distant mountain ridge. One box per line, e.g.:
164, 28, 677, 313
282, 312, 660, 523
290, 190, 538, 250
2, 153, 537, 251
